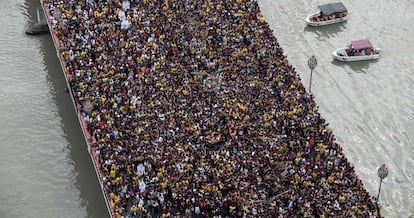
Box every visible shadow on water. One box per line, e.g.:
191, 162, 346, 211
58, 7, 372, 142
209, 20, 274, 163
20, 1, 32, 25
25, 0, 109, 217
330, 59, 376, 74
304, 22, 347, 40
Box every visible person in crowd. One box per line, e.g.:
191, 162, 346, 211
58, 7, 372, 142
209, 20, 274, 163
43, 0, 381, 217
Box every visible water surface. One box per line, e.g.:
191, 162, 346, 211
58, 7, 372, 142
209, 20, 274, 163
0, 0, 107, 217
258, 0, 414, 217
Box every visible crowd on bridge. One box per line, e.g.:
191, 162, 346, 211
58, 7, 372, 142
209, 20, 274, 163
43, 0, 380, 217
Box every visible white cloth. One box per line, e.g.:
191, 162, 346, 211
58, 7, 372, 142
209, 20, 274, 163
137, 163, 145, 177
122, 0, 130, 11
118, 10, 126, 21
139, 180, 146, 193
120, 19, 131, 31
195, 206, 200, 215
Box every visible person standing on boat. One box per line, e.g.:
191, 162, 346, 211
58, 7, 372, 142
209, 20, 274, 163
347, 44, 352, 52
346, 44, 353, 56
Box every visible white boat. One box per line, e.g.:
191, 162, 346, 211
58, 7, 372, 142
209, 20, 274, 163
305, 2, 348, 27
332, 39, 381, 62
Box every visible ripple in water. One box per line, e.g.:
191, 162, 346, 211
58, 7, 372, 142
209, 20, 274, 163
258, 0, 414, 217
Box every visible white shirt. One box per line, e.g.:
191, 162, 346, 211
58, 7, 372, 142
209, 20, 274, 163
120, 19, 131, 31
118, 10, 126, 21
137, 163, 145, 177
122, 0, 130, 11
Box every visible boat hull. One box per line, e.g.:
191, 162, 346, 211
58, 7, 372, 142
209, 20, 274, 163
25, 23, 49, 35
305, 14, 348, 26
332, 48, 380, 62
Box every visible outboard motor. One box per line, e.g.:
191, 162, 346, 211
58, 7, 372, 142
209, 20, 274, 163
374, 48, 381, 54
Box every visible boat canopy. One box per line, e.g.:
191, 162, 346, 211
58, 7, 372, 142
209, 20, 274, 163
318, 2, 347, 16
351, 39, 373, 50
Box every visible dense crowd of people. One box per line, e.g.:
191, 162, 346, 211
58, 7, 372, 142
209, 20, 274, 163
44, 0, 381, 217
